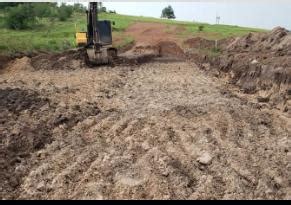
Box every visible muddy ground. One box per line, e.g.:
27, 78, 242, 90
0, 23, 290, 199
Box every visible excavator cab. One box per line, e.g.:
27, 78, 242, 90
76, 2, 117, 65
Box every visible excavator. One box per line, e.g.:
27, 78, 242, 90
75, 2, 117, 65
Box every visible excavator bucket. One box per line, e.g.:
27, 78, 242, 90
81, 2, 117, 66
86, 46, 117, 65
85, 20, 117, 65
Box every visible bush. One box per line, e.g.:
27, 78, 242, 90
5, 4, 36, 30
33, 3, 57, 18
198, 25, 204, 32
73, 3, 86, 13
0, 3, 22, 10
100, 7, 107, 13
57, 3, 73, 21
0, 16, 5, 28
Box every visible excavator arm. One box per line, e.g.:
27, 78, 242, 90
76, 2, 117, 65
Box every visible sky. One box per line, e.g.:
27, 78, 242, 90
96, 2, 291, 30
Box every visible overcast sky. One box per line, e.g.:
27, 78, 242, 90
94, 2, 291, 30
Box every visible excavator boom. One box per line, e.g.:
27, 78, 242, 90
76, 2, 117, 65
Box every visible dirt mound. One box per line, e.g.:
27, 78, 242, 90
0, 55, 12, 70
116, 41, 185, 66
2, 42, 184, 71
184, 37, 234, 51
3, 57, 33, 75
226, 27, 291, 53
31, 50, 84, 70
124, 22, 180, 45
184, 37, 215, 50
157, 41, 185, 58
192, 28, 291, 112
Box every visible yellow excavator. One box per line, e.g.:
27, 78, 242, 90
76, 2, 117, 65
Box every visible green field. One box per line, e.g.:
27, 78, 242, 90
0, 12, 266, 55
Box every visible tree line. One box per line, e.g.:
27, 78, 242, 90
0, 3, 86, 30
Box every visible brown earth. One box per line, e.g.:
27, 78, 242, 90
119, 22, 186, 61
0, 55, 12, 70
124, 22, 183, 46
0, 23, 290, 200
191, 27, 291, 113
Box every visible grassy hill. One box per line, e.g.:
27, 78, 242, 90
0, 12, 265, 55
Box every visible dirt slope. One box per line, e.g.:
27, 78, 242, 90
125, 22, 185, 46
0, 57, 289, 199
188, 27, 291, 114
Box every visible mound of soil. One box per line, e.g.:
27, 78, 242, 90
226, 27, 291, 53
157, 41, 185, 59
31, 50, 84, 70
192, 27, 291, 112
0, 55, 12, 70
116, 41, 185, 65
184, 37, 215, 50
184, 37, 234, 51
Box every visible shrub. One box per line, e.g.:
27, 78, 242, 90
5, 4, 36, 30
198, 25, 204, 32
57, 3, 73, 21
0, 3, 22, 10
73, 3, 86, 13
33, 3, 57, 18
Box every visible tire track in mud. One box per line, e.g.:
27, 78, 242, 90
0, 61, 289, 199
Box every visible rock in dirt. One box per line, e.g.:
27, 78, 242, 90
197, 152, 213, 165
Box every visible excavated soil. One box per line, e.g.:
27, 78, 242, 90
189, 27, 291, 113
124, 22, 184, 46
0, 24, 290, 200
0, 56, 290, 200
0, 55, 12, 70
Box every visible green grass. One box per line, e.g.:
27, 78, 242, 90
100, 12, 265, 39
0, 12, 266, 55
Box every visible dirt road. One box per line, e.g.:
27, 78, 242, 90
0, 56, 289, 199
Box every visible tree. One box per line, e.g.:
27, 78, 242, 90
33, 3, 57, 18
161, 5, 176, 19
73, 3, 86, 13
97, 2, 106, 13
0, 3, 23, 10
5, 4, 36, 29
198, 25, 204, 32
57, 3, 73, 21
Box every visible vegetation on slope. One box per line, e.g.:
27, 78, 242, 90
0, 10, 265, 55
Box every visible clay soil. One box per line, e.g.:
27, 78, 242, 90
0, 23, 290, 200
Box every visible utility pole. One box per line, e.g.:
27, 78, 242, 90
216, 13, 220, 24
